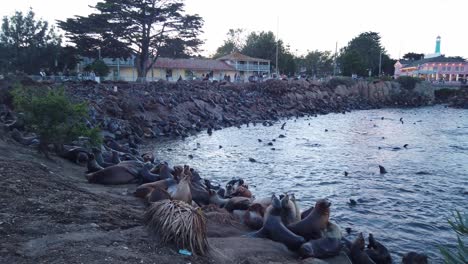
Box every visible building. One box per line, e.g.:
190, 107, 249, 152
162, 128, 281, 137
216, 52, 270, 80
394, 36, 468, 82
79, 53, 270, 82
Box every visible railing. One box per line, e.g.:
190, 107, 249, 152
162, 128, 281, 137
235, 64, 270, 72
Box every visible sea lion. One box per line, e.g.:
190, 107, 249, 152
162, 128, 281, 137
147, 186, 172, 203
379, 165, 387, 174
208, 189, 229, 207
350, 233, 376, 264
171, 172, 192, 204
134, 178, 177, 198
86, 153, 103, 173
365, 233, 392, 264
141, 152, 155, 163
111, 150, 121, 164
86, 165, 137, 185
299, 237, 342, 259
288, 199, 331, 240
224, 196, 252, 212
186, 167, 209, 205
59, 146, 89, 164
280, 194, 298, 225
231, 186, 252, 198
291, 194, 301, 222
402, 252, 428, 264
11, 128, 39, 146
243, 203, 265, 230
92, 147, 114, 168
140, 163, 161, 183
246, 194, 305, 250
321, 222, 343, 239
106, 139, 130, 153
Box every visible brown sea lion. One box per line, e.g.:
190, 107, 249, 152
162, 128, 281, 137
140, 163, 161, 183
246, 194, 305, 250
287, 199, 331, 240
280, 194, 298, 225
86, 165, 137, 185
11, 128, 39, 146
147, 186, 172, 203
243, 203, 265, 230
402, 252, 428, 264
208, 189, 229, 207
141, 152, 154, 163
86, 153, 103, 173
171, 172, 192, 204
224, 196, 252, 212
134, 178, 177, 198
59, 146, 89, 165
365, 233, 392, 264
301, 206, 314, 219
350, 233, 376, 264
111, 150, 121, 164
231, 186, 252, 198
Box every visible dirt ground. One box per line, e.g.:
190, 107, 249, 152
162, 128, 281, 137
0, 137, 336, 264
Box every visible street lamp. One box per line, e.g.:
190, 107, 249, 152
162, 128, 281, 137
378, 50, 382, 76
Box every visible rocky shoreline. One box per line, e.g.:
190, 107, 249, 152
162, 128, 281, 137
67, 78, 435, 141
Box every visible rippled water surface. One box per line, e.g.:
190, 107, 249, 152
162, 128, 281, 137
150, 105, 468, 262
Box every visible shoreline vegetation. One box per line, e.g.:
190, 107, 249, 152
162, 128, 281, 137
0, 76, 466, 263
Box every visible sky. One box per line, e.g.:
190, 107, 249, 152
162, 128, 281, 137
1, 0, 467, 59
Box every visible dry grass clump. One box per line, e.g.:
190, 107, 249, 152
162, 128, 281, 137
144, 199, 209, 255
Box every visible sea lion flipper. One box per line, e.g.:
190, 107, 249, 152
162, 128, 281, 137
244, 228, 268, 239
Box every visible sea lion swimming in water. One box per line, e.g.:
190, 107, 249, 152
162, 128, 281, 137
288, 199, 331, 240
402, 252, 428, 264
365, 233, 392, 264
246, 194, 305, 250
350, 233, 376, 264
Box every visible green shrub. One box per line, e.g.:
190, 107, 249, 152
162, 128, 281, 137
326, 77, 356, 89
397, 76, 422, 90
11, 84, 101, 156
84, 59, 110, 77
439, 211, 467, 264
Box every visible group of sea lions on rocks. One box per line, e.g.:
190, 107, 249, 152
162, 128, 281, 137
77, 136, 428, 263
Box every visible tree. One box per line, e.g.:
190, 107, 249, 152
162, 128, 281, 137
213, 28, 245, 58
84, 59, 110, 77
338, 32, 392, 77
0, 8, 62, 74
403, 52, 424, 61
297, 50, 334, 77
58, 0, 204, 80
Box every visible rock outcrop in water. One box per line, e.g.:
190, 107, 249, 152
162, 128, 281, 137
0, 77, 434, 141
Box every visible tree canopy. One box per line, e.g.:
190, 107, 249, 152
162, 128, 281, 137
58, 0, 204, 79
296, 50, 334, 77
403, 52, 424, 61
0, 9, 64, 74
338, 32, 393, 77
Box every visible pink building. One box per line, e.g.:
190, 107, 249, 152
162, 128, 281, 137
394, 57, 468, 82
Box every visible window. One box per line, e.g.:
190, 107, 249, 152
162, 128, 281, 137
447, 66, 451, 71
433, 66, 438, 71
166, 69, 172, 78
455, 66, 460, 71
442, 66, 446, 71
461, 67, 465, 71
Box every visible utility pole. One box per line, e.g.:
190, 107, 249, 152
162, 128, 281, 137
378, 50, 382, 76
275, 16, 279, 77
333, 41, 338, 76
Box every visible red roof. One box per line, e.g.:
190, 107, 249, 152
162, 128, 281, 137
217, 52, 270, 63
153, 57, 236, 71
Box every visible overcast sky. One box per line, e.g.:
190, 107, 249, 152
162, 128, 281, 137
1, 0, 467, 59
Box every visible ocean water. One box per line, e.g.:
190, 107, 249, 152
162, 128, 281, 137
150, 105, 468, 262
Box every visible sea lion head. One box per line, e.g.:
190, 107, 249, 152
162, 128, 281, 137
271, 194, 281, 209
88, 153, 96, 160
354, 232, 365, 250
402, 252, 428, 264
248, 203, 265, 217
280, 193, 291, 209
142, 152, 154, 163
315, 199, 331, 214
231, 186, 252, 198
368, 233, 375, 249
77, 152, 89, 164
